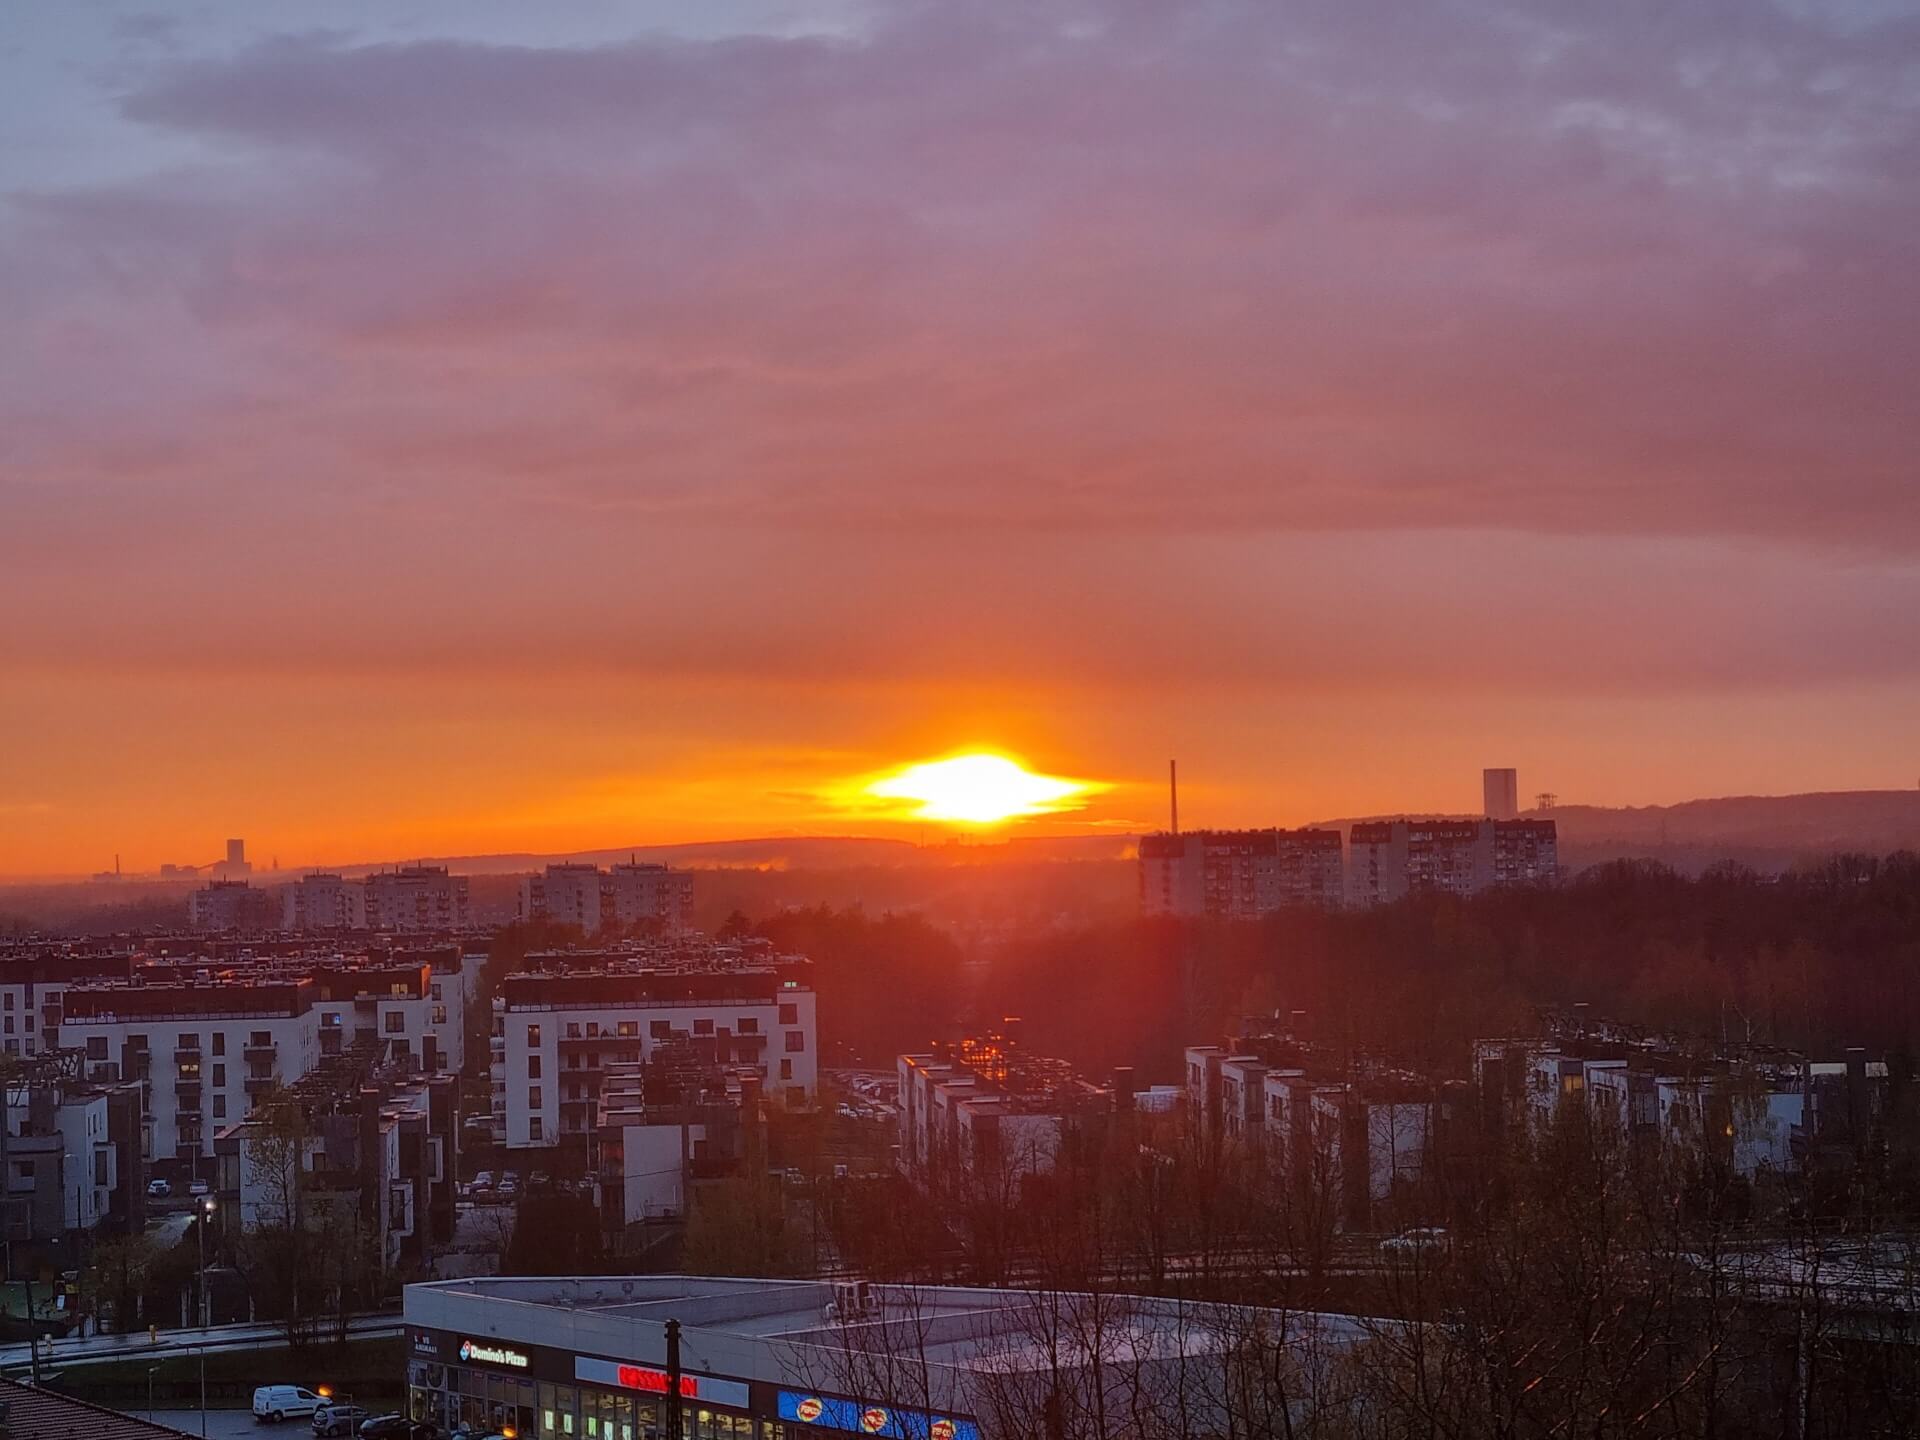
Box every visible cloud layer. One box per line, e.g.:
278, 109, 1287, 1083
3, 1, 1919, 869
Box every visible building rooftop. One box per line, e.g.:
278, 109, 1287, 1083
406, 1276, 1369, 1403
0, 1376, 195, 1440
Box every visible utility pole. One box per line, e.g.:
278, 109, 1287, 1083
664, 1319, 683, 1440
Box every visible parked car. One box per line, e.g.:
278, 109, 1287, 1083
146, 1178, 172, 1199
254, 1386, 327, 1423
189, 1178, 211, 1198
359, 1415, 420, 1440
472, 1170, 494, 1192
314, 1406, 370, 1437
529, 1170, 551, 1192
1380, 1227, 1450, 1258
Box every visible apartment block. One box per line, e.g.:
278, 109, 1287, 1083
189, 880, 278, 933
1348, 818, 1557, 906
899, 1026, 1114, 1192
494, 939, 816, 1150
216, 1063, 460, 1273
283, 873, 366, 931
363, 866, 470, 932
595, 1048, 766, 1224
58, 978, 323, 1167
520, 863, 695, 935
1140, 828, 1344, 917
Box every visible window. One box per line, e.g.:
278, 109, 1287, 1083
737, 1018, 759, 1035
213, 1096, 227, 1119
526, 1024, 541, 1047
529, 1085, 543, 1108
3, 1017, 14, 1035
693, 1018, 713, 1036
566, 1023, 581, 1039
3, 1041, 14, 1057
212, 1064, 225, 1086
13, 1160, 33, 1181
527, 1056, 542, 1079
617, 1021, 637, 1038
785, 1030, 805, 1053
212, 1033, 226, 1056
432, 1005, 448, 1025
178, 1033, 200, 1052
431, 984, 443, 1001
779, 1059, 793, 1080
586, 1022, 601, 1039
385, 1012, 406, 1034
778, 1004, 797, 1025
1, 993, 10, 1010
650, 1020, 672, 1039
530, 1117, 544, 1142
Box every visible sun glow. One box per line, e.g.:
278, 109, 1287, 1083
863, 752, 1096, 825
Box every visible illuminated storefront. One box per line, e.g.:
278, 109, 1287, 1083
406, 1327, 961, 1440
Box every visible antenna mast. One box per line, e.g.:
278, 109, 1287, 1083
1170, 759, 1179, 836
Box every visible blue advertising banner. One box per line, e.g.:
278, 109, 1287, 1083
777, 1391, 979, 1440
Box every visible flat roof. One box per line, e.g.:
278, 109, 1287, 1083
406, 1276, 1369, 1415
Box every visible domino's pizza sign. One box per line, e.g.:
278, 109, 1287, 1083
460, 1338, 530, 1369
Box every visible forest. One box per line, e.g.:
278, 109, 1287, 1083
753, 852, 1920, 1080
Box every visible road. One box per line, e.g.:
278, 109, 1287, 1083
148, 1409, 278, 1440
0, 1312, 403, 1373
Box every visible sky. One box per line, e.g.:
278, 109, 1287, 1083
3, 0, 1919, 876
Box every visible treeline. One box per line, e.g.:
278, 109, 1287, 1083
754, 853, 1920, 1079
819, 1103, 1920, 1439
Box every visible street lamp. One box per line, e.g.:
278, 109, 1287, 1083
195, 1197, 217, 1328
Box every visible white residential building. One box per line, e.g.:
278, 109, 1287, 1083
495, 944, 816, 1150
59, 979, 323, 1166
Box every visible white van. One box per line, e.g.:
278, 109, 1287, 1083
254, 1386, 327, 1423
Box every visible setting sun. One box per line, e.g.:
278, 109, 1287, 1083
863, 753, 1096, 825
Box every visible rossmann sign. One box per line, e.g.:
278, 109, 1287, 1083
575, 1358, 749, 1409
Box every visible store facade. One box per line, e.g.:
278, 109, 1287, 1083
405, 1320, 981, 1440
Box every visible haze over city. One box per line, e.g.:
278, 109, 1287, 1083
7, 1, 1920, 876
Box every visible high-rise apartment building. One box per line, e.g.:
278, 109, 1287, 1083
521, 863, 695, 935
1140, 829, 1344, 917
1347, 818, 1557, 906
188, 880, 278, 933
283, 872, 365, 931
363, 866, 470, 932
1483, 768, 1519, 821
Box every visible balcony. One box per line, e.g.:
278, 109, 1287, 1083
242, 1074, 278, 1095
242, 1040, 277, 1060
559, 1032, 636, 1051
174, 1079, 203, 1099
172, 1047, 203, 1064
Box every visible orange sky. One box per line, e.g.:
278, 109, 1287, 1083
5, 4, 1920, 876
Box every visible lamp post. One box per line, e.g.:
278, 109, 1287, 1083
196, 1197, 217, 1328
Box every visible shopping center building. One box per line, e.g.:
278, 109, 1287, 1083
404, 1276, 1367, 1440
